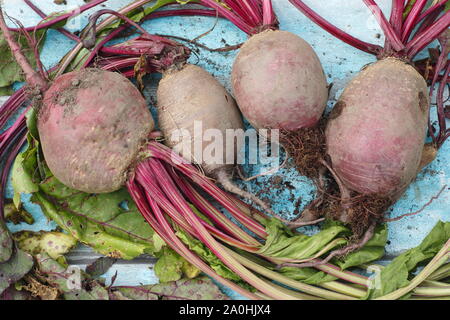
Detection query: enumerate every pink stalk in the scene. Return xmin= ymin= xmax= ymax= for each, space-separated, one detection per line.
xmin=198 ymin=0 xmax=254 ymax=34
xmin=126 ymin=181 xmax=261 ymax=300
xmin=81 ymin=7 xmax=205 ymax=69
xmin=237 ymin=0 xmax=261 ymax=27
xmin=167 ymin=168 xmax=261 ymax=248
xmin=145 ymin=160 xmax=260 ymax=251
xmin=414 ymin=8 xmax=442 ymax=37
xmin=362 ymin=0 xmax=404 ymax=52
xmin=401 ymin=0 xmax=428 ymax=42
xmin=97 ymin=57 xmax=141 ymax=72
xmin=0 ymin=7 xmax=47 ymax=90
xmin=390 ymin=0 xmax=404 ymax=36
xmin=135 ymin=161 xmax=258 ymax=251
xmin=223 ymin=0 xmax=249 ymax=20
xmin=8 ymin=0 xmax=107 ymax=32
xmin=0 ymin=113 xmax=27 ymax=156
xmin=145 ymin=160 xmax=299 ymax=299
xmin=436 ymin=62 xmax=450 ymax=148
xmin=143 ymin=8 xmax=219 ymax=20
xmin=0 ymin=129 xmax=27 ymax=218
xmin=288 ymin=0 xmax=382 ymax=55
xmin=0 ymin=89 xmax=25 ymax=128
xmin=417 ymin=0 xmax=447 ymax=22
xmin=407 ymin=10 xmax=450 ymax=58
xmin=135 ymin=163 xmax=201 ymax=236
xmin=147 ymin=142 xmax=268 ymax=239
xmin=262 ymin=0 xmax=276 ymax=26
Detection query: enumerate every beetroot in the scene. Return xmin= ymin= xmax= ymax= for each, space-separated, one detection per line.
xmin=282 ymin=0 xmax=450 ymax=265
xmin=158 ymin=64 xmax=244 ymax=175
xmin=232 ymin=30 xmax=328 ymax=131
xmin=326 ymin=58 xmax=429 ymax=196
xmin=38 ymin=69 xmax=154 ymax=193
xmin=157 ymin=63 xmax=278 ymax=215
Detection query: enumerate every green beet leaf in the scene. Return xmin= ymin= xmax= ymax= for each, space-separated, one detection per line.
xmin=154 ymin=247 xmax=201 ymax=282
xmin=0 ymin=219 xmax=13 ymax=263
xmin=34 ymin=253 xmax=110 ymax=300
xmin=0 ymin=248 xmax=34 ymax=295
xmin=111 ymin=276 xmax=229 ymax=300
xmin=0 ymin=29 xmax=46 ymax=88
xmin=368 ymin=221 xmax=450 ymax=299
xmin=13 ymin=230 xmax=77 ymax=262
xmin=258 ymin=218 xmax=348 ymax=260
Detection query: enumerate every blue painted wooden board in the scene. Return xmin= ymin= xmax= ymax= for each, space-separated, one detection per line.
xmin=2 ymin=0 xmax=449 ymax=300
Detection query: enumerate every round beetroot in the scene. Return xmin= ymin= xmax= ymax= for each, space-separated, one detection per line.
xmin=326 ymin=58 xmax=429 ymax=196
xmin=231 ymin=30 xmax=328 ymax=130
xmin=38 ymin=68 xmax=154 ymax=193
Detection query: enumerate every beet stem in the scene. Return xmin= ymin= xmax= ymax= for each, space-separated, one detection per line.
xmin=0 ymin=6 xmax=47 ymax=89
xmin=147 ymin=142 xmax=268 ymax=238
xmin=166 ymin=167 xmax=261 ymax=247
xmin=215 ymin=168 xmax=280 ymax=220
xmin=389 ymin=0 xmax=404 ymax=36
xmin=417 ymin=0 xmax=447 ymax=22
xmin=401 ymin=0 xmax=428 ymax=42
xmin=126 ymin=180 xmax=261 ymax=300
xmin=262 ymin=0 xmax=276 ymax=26
xmin=144 ymin=159 xmax=258 ymax=251
xmin=407 ymin=10 xmax=450 ymax=58
xmin=362 ymin=0 xmax=405 ymax=52
xmin=288 ymin=0 xmax=382 ymax=55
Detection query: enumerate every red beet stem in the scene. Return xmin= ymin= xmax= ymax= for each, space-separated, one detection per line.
xmin=401 ymin=0 xmax=428 ymax=42
xmin=417 ymin=0 xmax=447 ymax=22
xmin=197 ymin=0 xmax=277 ymax=34
xmin=288 ymin=0 xmax=382 ymax=55
xmin=414 ymin=8 xmax=442 ymax=38
xmin=406 ymin=10 xmax=450 ymax=58
xmin=389 ymin=0 xmax=404 ymax=36
xmin=147 ymin=142 xmax=268 ymax=239
xmin=436 ymin=62 xmax=450 ymax=148
xmin=0 ymin=128 xmax=27 ymax=219
xmin=262 ymin=0 xmax=276 ymax=26
xmin=126 ymin=180 xmax=260 ymax=300
xmin=362 ymin=0 xmax=404 ymax=52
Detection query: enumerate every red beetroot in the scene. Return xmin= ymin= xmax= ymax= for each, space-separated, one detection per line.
xmin=38 ymin=69 xmax=154 ymax=193
xmin=232 ymin=30 xmax=328 ymax=131
xmin=326 ymin=58 xmax=429 ymax=197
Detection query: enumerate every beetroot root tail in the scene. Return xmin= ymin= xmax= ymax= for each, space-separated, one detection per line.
xmin=215 ymin=168 xmax=279 ymax=219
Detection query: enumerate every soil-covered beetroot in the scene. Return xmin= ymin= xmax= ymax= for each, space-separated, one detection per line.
xmin=157 ymin=64 xmax=244 ymax=175
xmin=326 ymin=58 xmax=429 ymax=197
xmin=157 ymin=64 xmax=279 ymax=215
xmin=38 ymin=68 xmax=154 ymax=193
xmin=231 ymin=30 xmax=328 ymax=130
